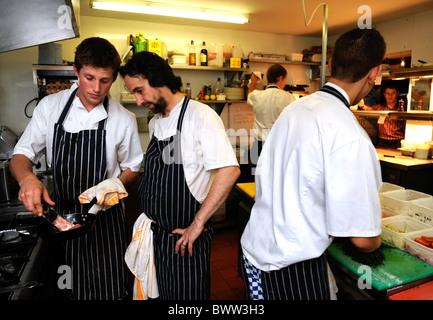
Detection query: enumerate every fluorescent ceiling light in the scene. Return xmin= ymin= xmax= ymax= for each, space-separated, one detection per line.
xmin=90 ymin=1 xmax=249 ymax=24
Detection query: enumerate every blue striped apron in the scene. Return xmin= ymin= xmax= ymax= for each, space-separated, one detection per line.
xmin=139 ymin=97 xmax=213 ymax=300
xmin=52 ymin=87 xmax=129 ymax=300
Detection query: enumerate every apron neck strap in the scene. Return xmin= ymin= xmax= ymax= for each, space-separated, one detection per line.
xmin=176 ymin=97 xmax=190 ymax=132
xmin=320 ymin=85 xmax=350 ymax=109
xmin=97 ymin=96 xmax=109 ymax=130
xmin=265 ymin=85 xmax=280 ymax=90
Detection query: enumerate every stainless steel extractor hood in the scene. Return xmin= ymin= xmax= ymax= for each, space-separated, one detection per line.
xmin=0 ymin=0 xmax=79 ymax=53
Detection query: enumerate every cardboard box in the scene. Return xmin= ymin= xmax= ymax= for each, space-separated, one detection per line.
xmin=230 ymin=57 xmax=241 ymax=68
xmin=147 ymin=39 xmax=162 ymax=57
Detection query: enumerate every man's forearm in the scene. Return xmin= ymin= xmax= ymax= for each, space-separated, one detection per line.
xmin=118 ymin=167 xmax=140 ymax=189
xmin=10 ymin=154 xmax=35 ymax=184
xmin=194 ymin=165 xmax=240 ymax=227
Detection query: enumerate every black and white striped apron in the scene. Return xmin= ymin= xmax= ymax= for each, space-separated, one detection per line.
xmin=139 ymin=97 xmax=213 ymax=300
xmin=52 ymin=87 xmax=129 ymax=300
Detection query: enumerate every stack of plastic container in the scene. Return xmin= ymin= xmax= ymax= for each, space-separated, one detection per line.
xmin=379 ymin=185 xmax=433 ymax=264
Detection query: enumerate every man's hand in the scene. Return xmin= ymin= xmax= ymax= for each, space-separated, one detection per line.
xmin=17 ymin=173 xmax=54 ymax=216
xmin=172 ymin=219 xmax=206 ymax=257
xmin=10 ymin=154 xmax=55 ymax=216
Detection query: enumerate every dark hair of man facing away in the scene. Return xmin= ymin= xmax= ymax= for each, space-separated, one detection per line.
xmin=120 ymin=51 xmax=182 ymax=93
xmin=331 ymin=28 xmax=386 ymax=83
xmin=266 ymin=64 xmax=287 ymax=84
xmin=74 ymin=37 xmax=121 ymax=81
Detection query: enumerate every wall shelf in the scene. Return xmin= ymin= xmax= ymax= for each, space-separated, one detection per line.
xmin=170 ymin=65 xmax=248 ymax=72
xmin=248 ymin=58 xmax=320 ymax=66
xmin=384 ymin=66 xmax=433 ymax=79
xmin=353 ymin=110 xmax=433 ymax=121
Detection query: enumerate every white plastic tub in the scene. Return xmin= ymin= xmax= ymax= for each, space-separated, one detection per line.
xmin=381 ymin=206 xmax=400 ymax=218
xmin=405 ymin=229 xmax=433 ymax=266
xmin=381 ymin=189 xmax=431 ymax=216
xmin=378 ymin=182 xmax=404 ymax=206
xmin=381 ymin=215 xmax=432 ymax=249
xmin=411 ymin=197 xmax=433 ymax=226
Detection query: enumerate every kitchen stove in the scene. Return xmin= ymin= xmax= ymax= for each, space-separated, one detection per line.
xmin=0 ymin=202 xmax=48 ymax=300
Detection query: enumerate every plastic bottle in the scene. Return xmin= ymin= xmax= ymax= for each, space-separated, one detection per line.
xmin=185 ymin=82 xmax=192 ymax=99
xmin=215 ymin=43 xmax=223 ymax=67
xmin=189 ymin=40 xmax=196 ymax=66
xmin=208 ymin=43 xmax=216 ymax=66
xmin=214 ymin=78 xmax=221 ymax=95
xmin=223 ymin=44 xmax=232 ymax=67
xmin=161 ymin=42 xmax=168 ymax=61
xmin=133 ymin=34 xmax=139 ymax=52
xmin=200 ymin=41 xmax=208 ymax=66
xmin=135 ymin=33 xmax=146 ymax=52
xmin=232 ymin=45 xmax=243 ymax=59
xmin=129 ymin=34 xmax=135 ymax=53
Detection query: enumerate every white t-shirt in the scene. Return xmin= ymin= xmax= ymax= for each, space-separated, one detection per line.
xmin=149 ymin=97 xmax=239 ymax=203
xmin=241 ymin=82 xmax=382 ymax=272
xmin=247 ymin=86 xmax=295 ymax=142
xmin=14 ymin=84 xmax=143 ymax=178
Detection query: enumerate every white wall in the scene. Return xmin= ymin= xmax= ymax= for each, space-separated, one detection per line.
xmin=327 ymin=9 xmax=433 ymax=66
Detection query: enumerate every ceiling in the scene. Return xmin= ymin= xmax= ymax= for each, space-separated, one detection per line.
xmin=80 ymin=0 xmax=433 ymax=37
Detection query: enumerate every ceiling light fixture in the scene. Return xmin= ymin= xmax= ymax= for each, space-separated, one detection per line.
xmin=90 ymin=1 xmax=249 ymax=24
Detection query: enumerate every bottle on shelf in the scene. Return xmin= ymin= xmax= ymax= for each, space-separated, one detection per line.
xmin=185 ymin=82 xmax=192 ymax=99
xmin=215 ymin=43 xmax=223 ymax=67
xmin=208 ymin=43 xmax=216 ymax=66
xmin=214 ymin=78 xmax=221 ymax=95
xmin=135 ymin=33 xmax=146 ymax=52
xmin=189 ymin=40 xmax=196 ymax=66
xmin=223 ymin=43 xmax=232 ymax=67
xmin=161 ymin=42 xmax=168 ymax=62
xmin=200 ymin=41 xmax=208 ymax=66
xmin=129 ymin=34 xmax=135 ymax=53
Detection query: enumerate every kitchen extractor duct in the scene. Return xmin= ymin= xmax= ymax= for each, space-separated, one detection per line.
xmin=0 ymin=0 xmax=80 ymax=53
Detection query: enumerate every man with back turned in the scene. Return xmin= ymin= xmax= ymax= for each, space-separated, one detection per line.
xmin=241 ymin=28 xmax=386 ymax=300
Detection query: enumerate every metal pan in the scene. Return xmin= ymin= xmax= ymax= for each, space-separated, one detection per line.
xmin=36 ymin=200 xmax=97 ymax=241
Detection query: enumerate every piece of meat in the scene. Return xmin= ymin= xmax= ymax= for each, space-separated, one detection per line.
xmin=53 ymin=215 xmax=82 ymax=231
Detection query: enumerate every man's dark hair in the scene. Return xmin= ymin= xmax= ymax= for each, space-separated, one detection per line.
xmin=266 ymin=64 xmax=287 ymax=84
xmin=382 ymin=81 xmax=399 ymax=92
xmin=119 ymin=51 xmax=182 ymax=93
xmin=331 ymin=28 xmax=386 ymax=83
xmin=74 ymin=37 xmax=121 ymax=81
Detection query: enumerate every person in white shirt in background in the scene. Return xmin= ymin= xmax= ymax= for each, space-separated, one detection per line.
xmin=247 ymin=64 xmax=296 ymax=168
xmin=241 ymin=28 xmax=386 ymax=300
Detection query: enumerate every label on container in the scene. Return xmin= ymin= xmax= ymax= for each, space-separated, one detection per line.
xmin=147 ymin=40 xmax=162 ymax=57
xmin=230 ymin=57 xmax=241 ymax=68
xmin=189 ymin=53 xmax=196 ymax=65
xmin=201 ymin=53 xmax=207 ymax=63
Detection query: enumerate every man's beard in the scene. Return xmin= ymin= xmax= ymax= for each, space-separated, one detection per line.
xmin=144 ymin=97 xmax=167 ymax=114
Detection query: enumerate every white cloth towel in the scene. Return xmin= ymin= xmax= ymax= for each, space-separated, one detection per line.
xmin=125 ymin=213 xmax=159 ymax=300
xmin=79 ymin=177 xmax=128 ymax=213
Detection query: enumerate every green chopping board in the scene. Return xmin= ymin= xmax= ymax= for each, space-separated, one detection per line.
xmin=326 ymin=242 xmax=433 ymax=291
